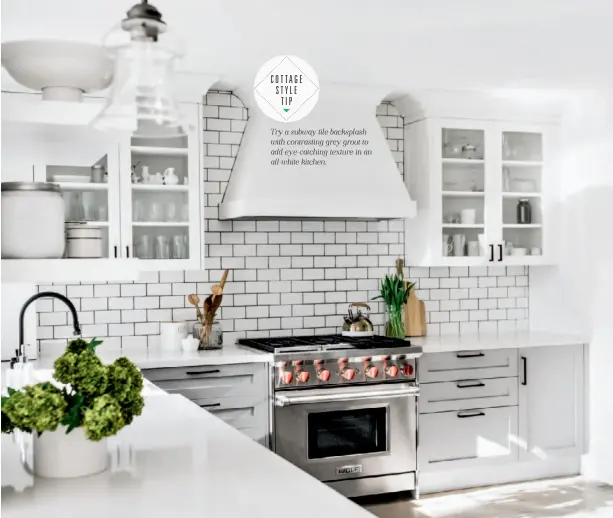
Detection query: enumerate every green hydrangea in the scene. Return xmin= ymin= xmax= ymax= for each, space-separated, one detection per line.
xmin=120 ymin=393 xmax=145 ymax=426
xmin=54 ymin=350 xmax=108 ymax=397
xmin=1 ymin=411 xmax=14 ymax=434
xmin=65 ymin=338 xmax=90 ymax=355
xmin=83 ymin=394 xmax=125 ymax=441
xmin=3 ymin=383 xmax=66 ymax=433
xmin=107 ymin=357 xmax=143 ymax=403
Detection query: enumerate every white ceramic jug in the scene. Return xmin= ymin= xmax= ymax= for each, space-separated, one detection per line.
xmin=163 ymin=167 xmax=179 ymax=185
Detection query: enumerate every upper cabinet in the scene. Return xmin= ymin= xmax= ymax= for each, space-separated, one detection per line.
xmin=399 ymin=92 xmax=560 ymax=267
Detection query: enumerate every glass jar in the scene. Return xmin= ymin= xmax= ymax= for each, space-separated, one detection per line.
xmin=193 ymin=321 xmax=223 ymax=350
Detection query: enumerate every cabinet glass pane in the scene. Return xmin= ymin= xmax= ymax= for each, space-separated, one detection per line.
xmin=46 ymin=159 xmax=110 ymax=258
xmin=130 ymin=136 xmax=191 ymax=261
xmin=442 ymin=128 xmax=484 ymax=160
xmin=502 ymin=132 xmax=542 ymax=162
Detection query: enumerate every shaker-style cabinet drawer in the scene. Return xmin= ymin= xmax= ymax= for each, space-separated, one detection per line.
xmin=239 ymin=426 xmax=269 ymax=447
xmin=420 ymin=406 xmax=519 ymax=471
xmin=419 ymin=349 xmax=518 ymax=383
xmin=143 ymin=363 xmax=267 ymax=400
xmin=420 ymin=377 xmax=518 ymax=413
xmin=192 ymin=396 xmax=267 ymax=431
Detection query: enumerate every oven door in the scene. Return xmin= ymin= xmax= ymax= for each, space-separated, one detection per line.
xmin=274 ymin=383 xmax=418 ymax=483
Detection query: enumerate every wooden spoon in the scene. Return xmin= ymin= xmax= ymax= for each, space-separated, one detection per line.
xmin=187 ymin=294 xmax=203 ymax=321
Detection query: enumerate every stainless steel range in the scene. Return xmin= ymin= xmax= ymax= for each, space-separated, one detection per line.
xmin=238 ymin=335 xmax=423 ymax=499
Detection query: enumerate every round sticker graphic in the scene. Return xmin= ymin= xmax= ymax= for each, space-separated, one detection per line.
xmin=253 ymin=55 xmax=320 ymax=122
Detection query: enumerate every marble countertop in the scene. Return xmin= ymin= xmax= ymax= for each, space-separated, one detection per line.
xmin=1 ymin=393 xmax=374 ymax=518
xmin=31 ymin=343 xmax=272 ymax=370
xmin=411 ymin=331 xmax=588 ymax=353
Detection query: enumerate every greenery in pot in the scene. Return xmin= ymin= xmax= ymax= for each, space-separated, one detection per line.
xmin=372 ymin=272 xmax=415 ymax=338
xmin=1 ymin=338 xmax=144 ymax=441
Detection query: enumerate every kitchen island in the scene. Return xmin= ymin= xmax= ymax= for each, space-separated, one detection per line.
xmin=1 ymin=392 xmax=375 ymax=518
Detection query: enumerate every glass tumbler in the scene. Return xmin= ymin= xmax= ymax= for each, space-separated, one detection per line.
xmin=155 ymin=235 xmax=171 ymax=259
xmin=165 ymin=201 xmax=178 ymax=222
xmin=136 ymin=234 xmax=154 ymax=259
xmin=172 ymin=234 xmax=186 ymax=259
xmin=148 ymin=201 xmax=163 ymax=222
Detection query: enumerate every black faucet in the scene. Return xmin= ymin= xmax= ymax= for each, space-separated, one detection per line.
xmin=18 ymin=291 xmax=81 ymax=358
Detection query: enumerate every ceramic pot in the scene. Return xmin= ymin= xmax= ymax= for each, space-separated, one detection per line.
xmin=33 ymin=426 xmax=108 ymax=478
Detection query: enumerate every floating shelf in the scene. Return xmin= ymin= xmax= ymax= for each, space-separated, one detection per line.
xmin=66 ymin=221 xmax=109 ymax=227
xmin=502 ymin=160 xmax=543 ymax=167
xmin=54 ymin=182 xmax=108 ymax=191
xmin=442 ymin=158 xmax=485 ymax=165
xmin=442 ymin=191 xmax=485 ymax=198
xmin=1 ymin=259 xmax=138 ymax=283
xmin=442 ymin=223 xmax=485 ymax=229
xmin=132 ymin=184 xmax=189 ymax=192
xmin=502 ymin=192 xmax=542 ymax=198
xmin=131 ymin=146 xmax=188 ymax=157
xmin=132 ymin=222 xmax=189 ymax=227
xmin=503 ymin=223 xmax=542 ymax=229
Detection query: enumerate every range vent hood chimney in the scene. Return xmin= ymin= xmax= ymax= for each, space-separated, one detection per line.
xmin=219 ymin=84 xmax=416 ymax=220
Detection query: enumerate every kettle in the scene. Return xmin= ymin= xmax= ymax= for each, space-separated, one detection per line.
xmin=342 ymin=302 xmax=374 ymax=336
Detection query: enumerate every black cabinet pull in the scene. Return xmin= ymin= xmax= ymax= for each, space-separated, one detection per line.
xmin=114 ymin=246 xmax=118 ymax=258
xmin=457 ymin=411 xmax=485 ymax=419
xmin=456 ymin=352 xmax=485 ymax=358
xmin=489 ymin=244 xmax=494 ymax=262
xmin=521 ymin=356 xmax=527 ymax=386
xmin=498 ymin=244 xmax=504 ymax=262
xmin=126 ymin=246 xmax=130 ymax=258
xmin=457 ymin=381 xmax=485 ymax=389
xmin=185 ymin=369 xmax=220 ymax=376
xmin=199 ymin=403 xmax=221 ymax=408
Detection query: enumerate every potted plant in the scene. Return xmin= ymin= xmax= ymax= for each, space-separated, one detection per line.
xmin=373 ymin=270 xmax=415 ymax=339
xmin=1 ymin=337 xmax=144 ymax=478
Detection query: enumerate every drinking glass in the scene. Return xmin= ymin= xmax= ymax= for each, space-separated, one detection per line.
xmin=148 ymin=201 xmax=163 ymax=222
xmin=165 ymin=201 xmax=178 ymax=222
xmin=155 ymin=235 xmax=171 ymax=259
xmin=172 ymin=235 xmax=186 ymax=259
xmin=133 ymin=199 xmax=145 ymax=222
xmin=136 ymin=234 xmax=154 ymax=259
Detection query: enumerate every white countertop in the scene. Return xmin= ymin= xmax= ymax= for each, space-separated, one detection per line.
xmin=1 ymin=393 xmax=374 ymax=518
xmin=31 ymin=342 xmax=272 ymax=370
xmin=411 ymin=331 xmax=588 ymax=353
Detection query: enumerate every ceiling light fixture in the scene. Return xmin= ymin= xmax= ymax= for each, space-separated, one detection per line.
xmin=92 ymin=0 xmax=187 ymax=138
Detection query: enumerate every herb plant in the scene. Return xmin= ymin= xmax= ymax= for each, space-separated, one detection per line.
xmin=1 ymin=338 xmax=144 ymax=441
xmin=372 ymin=273 xmax=415 ymax=338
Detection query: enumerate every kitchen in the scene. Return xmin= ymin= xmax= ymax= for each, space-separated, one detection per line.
xmin=2 ymin=1 xmax=613 ymax=517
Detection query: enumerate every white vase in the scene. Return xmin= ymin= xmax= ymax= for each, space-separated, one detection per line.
xmin=33 ymin=426 xmax=108 ymax=478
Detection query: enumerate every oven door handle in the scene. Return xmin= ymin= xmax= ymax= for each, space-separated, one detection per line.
xmin=274 ymin=386 xmax=419 ymax=407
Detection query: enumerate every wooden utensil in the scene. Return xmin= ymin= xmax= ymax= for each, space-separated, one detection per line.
xmin=187 ymin=294 xmax=203 ymax=321
xmin=404 ymin=284 xmax=426 ymax=337
xmin=201 ymin=270 xmax=230 ymax=342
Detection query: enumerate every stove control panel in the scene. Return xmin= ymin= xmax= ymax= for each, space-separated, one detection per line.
xmin=275 ymin=355 xmax=417 ymax=388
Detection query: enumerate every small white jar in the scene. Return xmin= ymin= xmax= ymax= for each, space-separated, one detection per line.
xmin=1 ymin=182 xmax=65 ymax=258
xmin=65 ymin=223 xmax=102 ymax=258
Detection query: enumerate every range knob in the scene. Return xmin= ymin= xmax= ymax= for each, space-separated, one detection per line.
xmin=296 ymin=370 xmax=310 ymax=383
xmin=341 ymin=368 xmax=356 ymax=381
xmin=402 ymin=363 xmax=414 ymax=377
xmin=386 ymin=365 xmax=399 ymax=378
xmin=293 ymin=360 xmax=304 ymax=367
xmin=365 ymin=366 xmax=379 ymax=379
xmin=281 ymin=371 xmax=294 ymax=384
xmin=317 ymin=369 xmax=331 ymax=382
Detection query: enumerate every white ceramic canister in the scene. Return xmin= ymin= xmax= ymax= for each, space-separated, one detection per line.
xmin=1 ymin=182 xmax=65 ymax=258
xmin=65 ymin=223 xmax=103 ymax=258
xmin=160 ymin=321 xmax=188 ymax=351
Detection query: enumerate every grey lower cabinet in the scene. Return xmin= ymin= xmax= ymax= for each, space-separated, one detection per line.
xmin=142 ymin=362 xmax=269 ymax=447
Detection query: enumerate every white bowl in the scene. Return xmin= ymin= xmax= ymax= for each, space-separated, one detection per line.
xmin=52 ymin=175 xmax=91 ymax=184
xmin=1 ymin=40 xmax=113 ymax=101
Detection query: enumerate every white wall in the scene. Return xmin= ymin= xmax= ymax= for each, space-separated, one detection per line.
xmin=530 ymin=92 xmax=613 ymax=483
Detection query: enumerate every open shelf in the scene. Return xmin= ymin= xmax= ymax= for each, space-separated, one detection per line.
xmin=132 ymin=222 xmax=189 ymax=227
xmin=131 ymin=146 xmax=188 ymax=157
xmin=503 ymin=223 xmax=542 ymax=229
xmin=502 ymin=160 xmax=543 ymax=167
xmin=442 ymin=158 xmax=485 ymax=165
xmin=66 ymin=221 xmax=109 ymax=227
xmin=442 ymin=224 xmax=485 ymax=229
xmin=131 ymin=184 xmax=189 ymax=192
xmin=1 ymin=259 xmax=138 ymax=283
xmin=442 ymin=191 xmax=485 ymax=198
xmin=502 ymin=192 xmax=542 ymax=198
xmin=54 ymin=182 xmax=108 ymax=191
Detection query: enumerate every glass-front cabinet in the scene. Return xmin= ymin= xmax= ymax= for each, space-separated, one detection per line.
xmin=405 ymin=116 xmax=556 ymax=266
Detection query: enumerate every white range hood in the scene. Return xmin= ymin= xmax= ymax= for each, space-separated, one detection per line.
xmin=219 ymin=84 xmax=416 ymax=220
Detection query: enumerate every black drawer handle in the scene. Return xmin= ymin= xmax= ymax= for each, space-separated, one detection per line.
xmin=456 ymin=352 xmax=485 ymax=358
xmin=185 ymin=369 xmax=221 ymax=375
xmin=199 ymin=403 xmax=221 ymax=408
xmin=456 ymin=381 xmax=485 ymax=389
xmin=457 ymin=411 xmax=485 ymax=419
xmin=521 ymin=356 xmax=527 ymax=386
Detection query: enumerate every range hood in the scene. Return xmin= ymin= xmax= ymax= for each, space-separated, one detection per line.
xmin=219 ymin=84 xmax=416 ymax=220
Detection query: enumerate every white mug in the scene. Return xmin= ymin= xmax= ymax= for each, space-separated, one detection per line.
xmin=453 ymin=234 xmax=466 ymax=257
xmin=511 ymin=247 xmax=527 ymax=256
xmin=467 ymin=241 xmax=480 ymax=256
xmin=160 ymin=321 xmax=188 ymax=351
xmin=181 ymin=337 xmax=200 ymax=352
xmin=460 ymin=208 xmax=476 ymax=225
xmin=442 ymin=234 xmax=453 ymax=257
xmin=531 ymin=247 xmax=541 ymax=256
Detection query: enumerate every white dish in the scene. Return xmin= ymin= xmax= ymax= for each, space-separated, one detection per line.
xmin=342 ymin=330 xmax=375 ymax=338
xmin=511 ymin=247 xmax=528 ymax=256
xmin=1 ymin=40 xmax=113 ymax=102
xmin=52 ymin=175 xmax=91 ymax=184
xmin=511 ymin=179 xmax=536 ymax=193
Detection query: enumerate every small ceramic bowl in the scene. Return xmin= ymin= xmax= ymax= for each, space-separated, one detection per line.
xmin=181 ymin=337 xmax=200 ymax=352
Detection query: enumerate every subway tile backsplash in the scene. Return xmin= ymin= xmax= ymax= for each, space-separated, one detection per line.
xmin=36 ymin=95 xmax=529 ymax=353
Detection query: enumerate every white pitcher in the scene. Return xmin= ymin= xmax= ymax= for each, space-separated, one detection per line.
xmin=163 ymin=167 xmax=179 ymax=185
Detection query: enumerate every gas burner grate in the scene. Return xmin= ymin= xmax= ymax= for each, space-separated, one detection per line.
xmin=238 ymin=334 xmax=409 ymax=353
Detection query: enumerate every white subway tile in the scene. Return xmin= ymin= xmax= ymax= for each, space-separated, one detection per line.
xmin=430 ymin=289 xmax=450 ymax=300
xmin=147 ymin=283 xmax=172 ymax=296
xmin=430 ymin=311 xmax=450 ymax=323
xmin=95 ymin=310 xmax=121 ymax=324
xmin=135 ymin=322 xmax=159 ymax=335
xmin=460 ymin=299 xmax=479 ymax=310
xmin=81 ymin=297 xmax=108 ymax=311
xmin=109 ymin=323 xmax=134 ymax=337
xmin=479 ymin=299 xmax=498 ymax=310
xmin=470 ymin=310 xmax=488 ymax=321
xmin=469 ymin=266 xmax=488 ymax=277
xmin=122 ymin=310 xmax=147 ymax=323
xmin=67 ymin=285 xmax=94 ymax=298
xmin=159 ymin=271 xmax=184 ymax=283
xmin=440 ymin=300 xmax=460 ymax=311
xmin=487 ymin=265 xmax=507 ymax=277
xmin=488 ymin=287 xmax=508 ymax=298
xmin=280 ymin=221 xmax=302 ymax=232
xmin=450 ymin=266 xmax=469 ymax=277
xmin=259 ymin=318 xmax=281 ymax=330
xmin=40 ymin=312 xmax=67 ymax=326
xmin=160 ymin=296 xmax=184 ymax=309
xmin=469 ymin=287 xmax=488 ymax=299
xmin=147 ymin=309 xmax=173 ymax=322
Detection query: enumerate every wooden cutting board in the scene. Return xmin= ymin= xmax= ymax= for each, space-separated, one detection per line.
xmin=404 ymin=286 xmax=426 ymax=337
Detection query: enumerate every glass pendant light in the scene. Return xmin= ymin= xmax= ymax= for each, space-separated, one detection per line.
xmin=93 ymin=0 xmax=187 ymax=138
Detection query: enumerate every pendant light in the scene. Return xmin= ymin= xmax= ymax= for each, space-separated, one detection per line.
xmin=93 ymin=0 xmax=187 ymax=138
